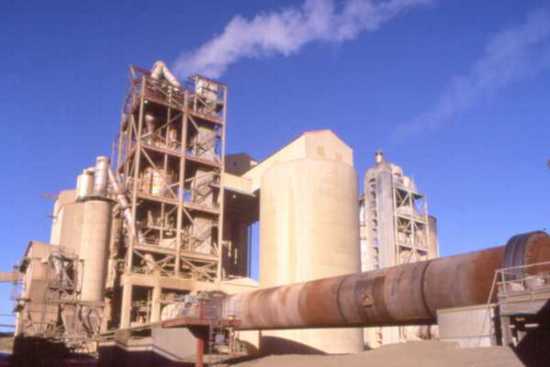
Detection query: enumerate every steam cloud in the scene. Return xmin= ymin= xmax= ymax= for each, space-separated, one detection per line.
xmin=396 ymin=8 xmax=550 ymax=138
xmin=174 ymin=0 xmax=432 ymax=78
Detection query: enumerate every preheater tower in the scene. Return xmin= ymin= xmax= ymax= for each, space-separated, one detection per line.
xmin=360 ymin=151 xmax=439 ymax=347
xmin=112 ymin=64 xmax=227 ymax=328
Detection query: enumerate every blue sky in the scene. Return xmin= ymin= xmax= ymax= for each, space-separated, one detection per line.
xmin=1 ymin=0 xmax=550 ymax=325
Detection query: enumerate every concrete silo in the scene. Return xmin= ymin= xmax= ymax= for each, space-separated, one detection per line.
xmin=80 ymin=200 xmax=112 ymax=302
xmin=79 ymin=156 xmax=112 ymax=303
xmin=252 ymin=130 xmax=363 ymax=354
xmin=49 ymin=157 xmax=112 ymax=303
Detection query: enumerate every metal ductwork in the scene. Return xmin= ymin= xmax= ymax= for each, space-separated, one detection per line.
xmin=151 ymin=60 xmax=181 ymax=88
xmin=93 ymin=156 xmax=110 ymax=196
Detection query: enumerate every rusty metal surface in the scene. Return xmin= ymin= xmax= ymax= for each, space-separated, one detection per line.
xmin=161 ymin=317 xmax=240 ymax=329
xmin=223 ymin=232 xmax=550 ymax=330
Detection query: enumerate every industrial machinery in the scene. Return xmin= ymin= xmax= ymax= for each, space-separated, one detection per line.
xmin=162 ymin=231 xmax=550 ymax=331
xmin=13 ymin=155 xmax=115 ymax=350
xmin=7 ymin=61 xmax=550 ymax=367
xmin=360 ymin=150 xmax=439 ymax=346
xmin=158 ymin=231 xmax=550 ymax=366
xmin=12 ymin=61 xmax=230 ymax=348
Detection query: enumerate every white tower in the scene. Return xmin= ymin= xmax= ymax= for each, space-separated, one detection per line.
xmin=360 ymin=151 xmax=439 ymax=347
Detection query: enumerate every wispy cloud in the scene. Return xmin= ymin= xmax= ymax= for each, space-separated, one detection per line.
xmin=395 ymin=8 xmax=550 ymax=139
xmin=174 ymin=0 xmax=432 ymax=78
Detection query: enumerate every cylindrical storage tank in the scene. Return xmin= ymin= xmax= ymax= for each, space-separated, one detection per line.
xmin=80 ymin=199 xmax=112 ymax=303
xmin=259 ymin=158 xmax=363 ymax=354
xmin=93 ymin=156 xmax=110 ymax=196
xmin=76 ymin=170 xmax=94 ymax=201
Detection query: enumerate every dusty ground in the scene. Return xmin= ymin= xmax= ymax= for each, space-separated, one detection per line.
xmin=0 ymin=335 xmax=13 ymax=353
xmin=234 ymin=341 xmax=523 ymax=367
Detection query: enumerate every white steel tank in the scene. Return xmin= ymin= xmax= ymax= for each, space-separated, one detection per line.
xmin=259 ymin=157 xmax=363 ymax=354
xmin=76 ymin=169 xmax=94 ymax=201
xmin=92 ymin=156 xmax=110 ymax=196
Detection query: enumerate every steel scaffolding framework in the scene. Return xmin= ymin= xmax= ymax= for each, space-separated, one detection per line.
xmin=391 ymin=179 xmax=430 ymax=264
xmin=361 ymin=172 xmax=431 ymax=271
xmin=111 ymin=65 xmax=227 ymax=328
xmin=360 ymin=157 xmax=436 ymax=348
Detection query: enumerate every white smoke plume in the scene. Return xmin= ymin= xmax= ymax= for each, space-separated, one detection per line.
xmin=395 ymin=8 xmax=550 ymax=138
xmin=174 ymin=0 xmax=432 ymax=78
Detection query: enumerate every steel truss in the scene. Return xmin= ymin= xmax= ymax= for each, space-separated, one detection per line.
xmin=111 ymin=66 xmax=227 ymax=328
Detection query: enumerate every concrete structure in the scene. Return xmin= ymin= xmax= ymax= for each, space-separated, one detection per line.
xmin=49 ymin=190 xmax=84 ymax=252
xmin=438 ymin=305 xmax=496 ymax=348
xmin=11 ymin=63 xmax=364 ymax=358
xmin=225 ymin=153 xmax=257 ymax=176
xmin=7 ymin=61 xmax=550 ymax=367
xmin=257 ymin=131 xmax=363 ymax=354
xmin=79 ymin=199 xmax=112 ymax=303
xmin=359 ymin=151 xmax=438 ymax=348
xmin=13 ymin=241 xmax=81 ymax=340
xmin=221 ymin=131 xmax=364 ymax=353
xmin=12 ymin=63 xmax=259 ymax=346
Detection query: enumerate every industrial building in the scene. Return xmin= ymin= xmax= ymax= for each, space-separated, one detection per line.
xmin=9 ymin=62 xmax=365 ymax=361
xmin=359 ymin=151 xmax=439 ymax=347
xmin=4 ymin=61 xmax=550 ymax=367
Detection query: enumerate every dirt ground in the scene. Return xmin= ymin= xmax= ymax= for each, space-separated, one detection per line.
xmin=0 ymin=335 xmax=13 ymax=353
xmin=234 ymin=341 xmax=523 ymax=367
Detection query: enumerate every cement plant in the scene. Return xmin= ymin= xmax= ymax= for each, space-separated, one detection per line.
xmin=0 ymin=62 xmax=548 ymax=367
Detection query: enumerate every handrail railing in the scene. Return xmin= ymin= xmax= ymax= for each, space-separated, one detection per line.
xmin=125 ymin=67 xmax=226 ymax=121
xmin=495 ymin=260 xmax=550 ymax=298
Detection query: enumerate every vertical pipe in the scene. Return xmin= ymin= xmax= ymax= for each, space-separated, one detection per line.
xmin=116 ymin=114 xmax=124 ymax=171
xmin=120 ymin=283 xmax=133 ymax=328
xmin=151 ymin=286 xmax=162 ymax=323
xmin=93 ymin=156 xmax=110 ymax=197
xmin=128 ymin=77 xmax=146 ymax=273
xmin=161 ymin=93 xmax=171 ymax=250
xmin=176 ymin=89 xmax=188 ymax=277
xmin=195 ymin=300 xmax=206 ymax=367
xmin=123 ymin=115 xmax=132 ymax=179
xmin=217 ymin=84 xmax=228 ymax=281
xmin=196 ymin=335 xmax=205 ymax=367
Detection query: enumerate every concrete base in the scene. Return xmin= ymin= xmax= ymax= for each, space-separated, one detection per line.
xmin=437 ymin=305 xmax=496 ymax=348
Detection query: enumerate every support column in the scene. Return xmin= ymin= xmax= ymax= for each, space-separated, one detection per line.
xmin=500 ymin=315 xmax=513 ymax=346
xmin=120 ymin=284 xmax=133 ymax=328
xmin=151 ymin=286 xmax=162 ymax=323
xmin=195 ymin=300 xmax=206 ymax=367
